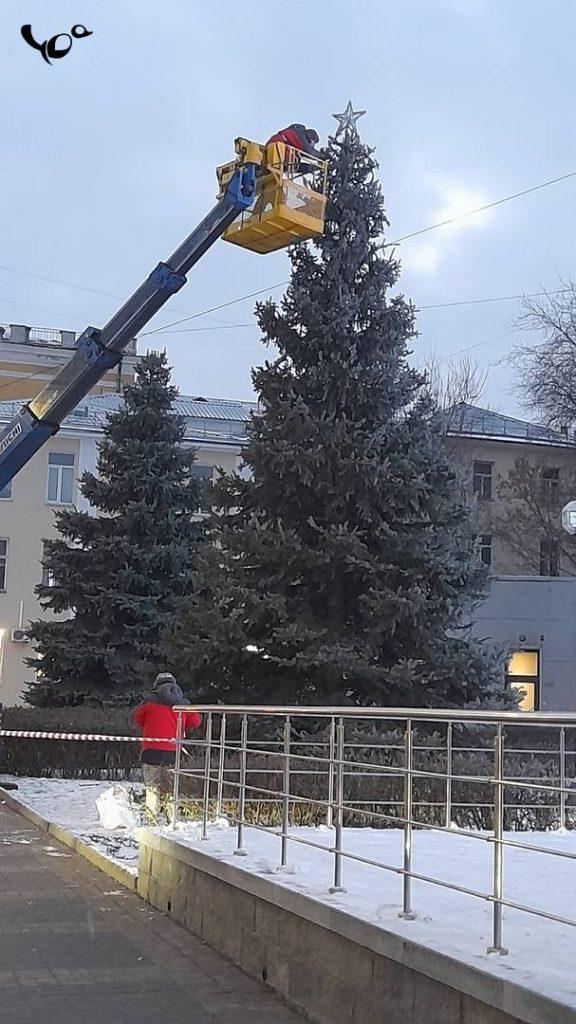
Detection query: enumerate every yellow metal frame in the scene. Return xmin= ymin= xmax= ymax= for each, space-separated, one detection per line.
xmin=216 ymin=138 xmax=328 ymax=255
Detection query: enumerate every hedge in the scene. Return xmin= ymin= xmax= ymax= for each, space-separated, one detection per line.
xmin=0 ymin=706 xmax=141 ymax=779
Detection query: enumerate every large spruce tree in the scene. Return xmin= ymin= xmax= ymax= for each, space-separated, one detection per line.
xmin=171 ymin=116 xmax=507 ymax=708
xmin=26 ymin=351 xmax=201 ymax=706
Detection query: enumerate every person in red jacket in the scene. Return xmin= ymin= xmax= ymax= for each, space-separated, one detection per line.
xmin=133 ymin=673 xmax=201 ymax=823
xmin=265 ymin=124 xmax=322 ymax=174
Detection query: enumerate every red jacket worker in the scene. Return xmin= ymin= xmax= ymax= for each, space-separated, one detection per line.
xmin=133 ymin=672 xmax=201 ymax=822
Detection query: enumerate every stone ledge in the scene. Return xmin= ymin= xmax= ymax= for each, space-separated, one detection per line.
xmin=1 ymin=786 xmax=137 ymax=892
xmin=137 ymin=828 xmax=573 ymax=1024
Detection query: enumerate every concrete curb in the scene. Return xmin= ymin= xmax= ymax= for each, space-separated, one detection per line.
xmin=0 ymin=786 xmax=137 ymax=892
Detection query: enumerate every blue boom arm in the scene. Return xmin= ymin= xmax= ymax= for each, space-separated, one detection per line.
xmin=0 ymin=166 xmax=256 ymax=490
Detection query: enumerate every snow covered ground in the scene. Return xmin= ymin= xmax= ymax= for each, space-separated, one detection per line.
xmin=2 ymin=776 xmax=576 ymax=1008
xmin=164 ymin=821 xmax=576 ymax=1010
xmin=0 ymin=776 xmax=141 ymax=875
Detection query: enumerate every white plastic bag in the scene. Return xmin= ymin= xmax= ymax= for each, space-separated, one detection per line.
xmin=96 ymin=785 xmax=137 ymax=830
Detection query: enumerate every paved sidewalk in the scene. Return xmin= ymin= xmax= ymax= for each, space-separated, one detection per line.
xmin=0 ymin=802 xmax=305 ymax=1024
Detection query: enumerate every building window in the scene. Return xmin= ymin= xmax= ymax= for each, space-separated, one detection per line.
xmin=41 ymin=543 xmax=55 ymax=588
xmin=473 ymin=461 xmax=492 ymax=500
xmin=0 ymin=481 xmax=11 ymax=500
xmin=47 ymin=452 xmax=75 ymax=504
xmin=478 ymin=534 xmax=492 ymax=566
xmin=0 ymin=539 xmax=7 ymax=591
xmin=539 ymin=537 xmax=560 ymax=577
xmin=541 ymin=467 xmax=560 ymax=504
xmin=506 ymin=650 xmax=540 ymax=711
xmin=191 ymin=464 xmax=215 ymax=512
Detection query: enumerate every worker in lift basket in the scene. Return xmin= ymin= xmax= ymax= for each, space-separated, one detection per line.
xmin=266 ymin=124 xmax=323 ymax=175
xmin=133 ymin=673 xmax=201 ymax=824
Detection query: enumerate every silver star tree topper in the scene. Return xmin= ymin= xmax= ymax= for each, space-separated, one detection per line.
xmin=332 ymin=100 xmax=366 ymax=135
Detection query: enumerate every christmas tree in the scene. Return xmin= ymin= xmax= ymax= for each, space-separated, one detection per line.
xmin=26 ymin=351 xmax=201 ymax=706
xmin=171 ymin=108 xmax=507 ymax=708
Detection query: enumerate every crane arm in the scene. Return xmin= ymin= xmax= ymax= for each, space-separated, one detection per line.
xmin=0 ymin=164 xmax=256 ymax=491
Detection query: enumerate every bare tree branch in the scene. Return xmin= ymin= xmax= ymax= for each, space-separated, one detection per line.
xmin=511 ymin=281 xmax=576 ymax=431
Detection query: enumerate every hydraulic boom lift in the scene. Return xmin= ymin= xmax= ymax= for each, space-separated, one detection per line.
xmin=0 ymin=138 xmax=327 ymax=491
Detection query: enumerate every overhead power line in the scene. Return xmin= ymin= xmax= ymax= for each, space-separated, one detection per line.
xmin=389 ymin=169 xmax=576 ymax=245
xmin=2 ymin=165 xmax=574 ymax=336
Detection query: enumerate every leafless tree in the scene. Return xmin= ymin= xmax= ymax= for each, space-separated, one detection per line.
xmin=426 ymin=356 xmax=488 ymax=434
xmin=495 ymin=456 xmax=576 ymax=577
xmin=512 ymin=282 xmax=576 ymax=431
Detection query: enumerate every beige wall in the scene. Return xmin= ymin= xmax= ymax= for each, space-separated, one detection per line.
xmin=0 ymin=338 xmax=137 ymax=400
xmin=448 ymin=435 xmax=576 ymax=575
xmin=0 ymin=431 xmax=242 ymax=706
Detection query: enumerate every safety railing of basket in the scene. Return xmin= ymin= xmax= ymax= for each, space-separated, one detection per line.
xmin=171 ymin=705 xmax=576 ymax=957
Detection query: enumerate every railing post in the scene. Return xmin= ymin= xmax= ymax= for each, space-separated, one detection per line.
xmin=560 ymin=726 xmax=566 ymax=832
xmin=201 ymin=712 xmax=213 ymax=841
xmin=171 ymin=711 xmax=183 ymax=831
xmin=399 ymin=718 xmax=416 ymax=919
xmin=329 ymin=716 xmax=346 ymax=893
xmin=487 ymin=723 xmax=508 ymax=954
xmin=445 ymin=722 xmax=453 ymax=829
xmin=280 ymin=715 xmax=291 ymax=869
xmin=326 ymin=715 xmax=336 ymax=829
xmin=215 ymin=712 xmax=227 ymax=819
xmin=234 ymin=714 xmax=248 ymax=856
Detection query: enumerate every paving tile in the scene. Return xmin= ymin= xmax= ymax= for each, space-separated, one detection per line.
xmin=0 ymin=803 xmax=304 ymax=1024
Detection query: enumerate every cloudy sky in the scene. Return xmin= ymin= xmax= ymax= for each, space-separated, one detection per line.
xmin=1 ymin=0 xmax=575 ymax=413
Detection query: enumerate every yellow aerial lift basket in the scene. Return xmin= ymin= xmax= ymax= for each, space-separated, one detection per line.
xmin=216 ymin=139 xmax=328 ymax=254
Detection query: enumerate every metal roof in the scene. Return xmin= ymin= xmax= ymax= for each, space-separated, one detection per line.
xmin=444 ymin=403 xmax=576 ymax=447
xmin=0 ymin=393 xmax=257 ymax=444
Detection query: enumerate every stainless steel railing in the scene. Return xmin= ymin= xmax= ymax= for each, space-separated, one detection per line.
xmin=171 ymin=705 xmax=576 ymax=956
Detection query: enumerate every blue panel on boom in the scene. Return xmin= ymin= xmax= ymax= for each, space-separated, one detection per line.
xmin=149 ymin=262 xmax=187 ymax=294
xmin=0 ymin=407 xmax=57 ymax=491
xmin=226 ymin=166 xmax=256 ymax=210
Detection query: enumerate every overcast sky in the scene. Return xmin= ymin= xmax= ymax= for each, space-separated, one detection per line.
xmin=1 ymin=0 xmax=575 ymax=414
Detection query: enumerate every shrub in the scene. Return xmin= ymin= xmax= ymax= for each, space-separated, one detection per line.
xmin=0 ymin=706 xmax=140 ymax=779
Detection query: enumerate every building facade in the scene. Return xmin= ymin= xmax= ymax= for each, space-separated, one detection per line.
xmin=0 ymin=323 xmax=138 ymax=400
xmin=445 ymin=403 xmax=576 ymax=576
xmin=0 ymin=393 xmax=253 ymax=706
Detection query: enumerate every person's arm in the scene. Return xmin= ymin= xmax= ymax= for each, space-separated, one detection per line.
xmin=184 ymin=710 xmax=202 ymax=733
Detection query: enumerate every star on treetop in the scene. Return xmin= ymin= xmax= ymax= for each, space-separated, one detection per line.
xmin=332 ymin=101 xmax=366 ymax=135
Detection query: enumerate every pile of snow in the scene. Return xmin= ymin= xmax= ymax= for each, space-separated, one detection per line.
xmin=163 ymin=821 xmax=576 ymax=1010
xmin=1 ymin=777 xmax=141 ymax=875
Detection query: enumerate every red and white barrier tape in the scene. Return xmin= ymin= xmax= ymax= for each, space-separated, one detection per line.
xmin=0 ymin=729 xmax=175 ymax=744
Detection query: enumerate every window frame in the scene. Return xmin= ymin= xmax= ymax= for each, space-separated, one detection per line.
xmin=191 ymin=464 xmax=216 ymax=514
xmin=506 ymin=649 xmax=540 ymax=712
xmin=41 ymin=542 xmax=55 ymax=588
xmin=46 ymin=452 xmax=75 ymax=505
xmin=539 ymin=537 xmax=560 ymax=577
xmin=541 ymin=466 xmax=560 ymax=504
xmin=478 ymin=533 xmax=492 ymax=567
xmin=0 ymin=538 xmax=8 ymax=592
xmin=473 ymin=460 xmax=493 ymax=501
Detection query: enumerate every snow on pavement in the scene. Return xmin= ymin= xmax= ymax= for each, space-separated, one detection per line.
xmin=0 ymin=777 xmax=140 ymax=875
xmin=163 ymin=821 xmax=576 ymax=1010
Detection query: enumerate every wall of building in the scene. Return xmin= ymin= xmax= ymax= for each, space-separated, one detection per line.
xmin=471 ymin=576 xmax=576 ymax=711
xmin=0 ymin=326 xmax=137 ymax=400
xmin=448 ymin=435 xmax=576 ymax=575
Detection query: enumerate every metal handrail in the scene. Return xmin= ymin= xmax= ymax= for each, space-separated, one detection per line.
xmin=175 ymin=704 xmax=576 ymax=725
xmin=171 ymin=705 xmax=576 ymax=958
